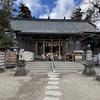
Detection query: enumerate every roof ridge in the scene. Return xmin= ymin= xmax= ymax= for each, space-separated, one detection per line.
xmin=11 ymin=18 xmax=88 ymax=22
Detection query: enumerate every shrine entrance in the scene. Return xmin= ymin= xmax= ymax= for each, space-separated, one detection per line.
xmin=36 ymin=36 xmax=66 ymax=60
xmin=38 ymin=42 xmax=63 ymax=59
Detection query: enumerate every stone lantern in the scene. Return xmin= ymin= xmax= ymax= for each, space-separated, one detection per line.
xmin=14 ymin=49 xmax=27 ymax=75
xmin=82 ymin=50 xmax=96 ymax=75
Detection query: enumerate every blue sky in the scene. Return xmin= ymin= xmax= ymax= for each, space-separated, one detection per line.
xmin=15 ymin=0 xmax=89 ymax=19
xmin=14 ymin=0 xmax=100 ymax=29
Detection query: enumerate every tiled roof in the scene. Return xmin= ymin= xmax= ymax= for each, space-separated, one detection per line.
xmin=11 ymin=18 xmax=96 ymax=34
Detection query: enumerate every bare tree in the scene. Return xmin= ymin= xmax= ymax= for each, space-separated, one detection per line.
xmin=89 ymin=0 xmax=100 ymax=13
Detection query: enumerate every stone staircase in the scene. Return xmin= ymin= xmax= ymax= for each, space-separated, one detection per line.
xmin=25 ymin=61 xmax=51 ymax=72
xmin=55 ymin=62 xmax=84 ymax=72
xmin=25 ymin=61 xmax=84 ymax=72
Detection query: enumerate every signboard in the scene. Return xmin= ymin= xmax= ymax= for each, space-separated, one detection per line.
xmin=75 ymin=56 xmax=82 ymax=59
xmin=23 ymin=51 xmax=34 ymax=61
xmin=75 ymin=55 xmax=82 ymax=62
xmin=6 ymin=51 xmax=17 ymax=66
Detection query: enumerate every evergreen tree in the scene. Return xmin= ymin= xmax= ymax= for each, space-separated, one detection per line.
xmin=84 ymin=8 xmax=95 ymax=21
xmin=18 ymin=3 xmax=31 ymax=18
xmin=0 ymin=0 xmax=17 ymax=18
xmin=0 ymin=1 xmax=16 ymax=48
xmin=71 ymin=7 xmax=83 ymax=20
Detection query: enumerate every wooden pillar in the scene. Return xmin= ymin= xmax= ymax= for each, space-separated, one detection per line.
xmin=43 ymin=37 xmax=45 ymax=54
xmin=80 ymin=41 xmax=83 ymax=49
xmin=66 ymin=41 xmax=68 ymax=53
xmin=65 ymin=41 xmax=68 ymax=61
xmin=74 ymin=41 xmax=76 ymax=50
xmin=35 ymin=41 xmax=38 ymax=56
xmin=24 ymin=36 xmax=25 ymax=50
xmin=59 ymin=37 xmax=61 ymax=59
xmin=51 ymin=37 xmax=53 ymax=54
xmin=18 ymin=35 xmax=21 ymax=49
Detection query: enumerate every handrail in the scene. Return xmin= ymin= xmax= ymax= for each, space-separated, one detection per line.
xmin=50 ymin=56 xmax=56 ymax=73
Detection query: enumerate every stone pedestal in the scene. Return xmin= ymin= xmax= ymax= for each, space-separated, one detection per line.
xmin=94 ymin=74 xmax=100 ymax=81
xmin=0 ymin=67 xmax=5 ymax=73
xmin=14 ymin=60 xmax=27 ymax=75
xmin=82 ymin=60 xmax=96 ymax=75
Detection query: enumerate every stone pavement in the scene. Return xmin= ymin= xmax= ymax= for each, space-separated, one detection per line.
xmin=44 ymin=72 xmax=62 ymax=100
xmin=0 ymin=67 xmax=100 ymax=100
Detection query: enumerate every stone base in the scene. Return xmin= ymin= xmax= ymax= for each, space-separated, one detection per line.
xmin=82 ymin=67 xmax=96 ymax=75
xmin=94 ymin=74 xmax=100 ymax=81
xmin=0 ymin=68 xmax=5 ymax=73
xmin=82 ymin=60 xmax=96 ymax=76
xmin=14 ymin=67 xmax=28 ymax=76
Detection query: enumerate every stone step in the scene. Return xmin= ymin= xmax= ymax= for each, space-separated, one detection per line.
xmin=55 ymin=66 xmax=84 ymax=68
xmin=26 ymin=66 xmax=84 ymax=69
xmin=55 ymin=62 xmax=82 ymax=65
xmin=55 ymin=67 xmax=84 ymax=69
xmin=13 ymin=61 xmax=85 ymax=73
xmin=55 ymin=69 xmax=82 ymax=72
xmin=26 ymin=65 xmax=50 ymax=67
xmin=26 ymin=62 xmax=83 ymax=66
xmin=28 ymin=69 xmax=82 ymax=72
xmin=29 ymin=70 xmax=52 ymax=72
xmin=26 ymin=62 xmax=50 ymax=68
xmin=55 ymin=63 xmax=82 ymax=65
xmin=25 ymin=67 xmax=51 ymax=70
xmin=12 ymin=68 xmax=51 ymax=72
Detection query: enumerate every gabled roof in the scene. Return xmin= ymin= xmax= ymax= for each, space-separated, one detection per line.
xmin=11 ymin=18 xmax=97 ymax=34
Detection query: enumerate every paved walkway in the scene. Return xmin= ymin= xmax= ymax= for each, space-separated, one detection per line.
xmin=0 ymin=67 xmax=100 ymax=100
xmin=44 ymin=72 xmax=61 ymax=100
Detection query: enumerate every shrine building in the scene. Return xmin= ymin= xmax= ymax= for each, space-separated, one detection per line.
xmin=11 ymin=18 xmax=97 ymax=61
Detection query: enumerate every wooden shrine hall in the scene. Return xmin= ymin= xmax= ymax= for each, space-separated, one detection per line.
xmin=11 ymin=18 xmax=97 ymax=61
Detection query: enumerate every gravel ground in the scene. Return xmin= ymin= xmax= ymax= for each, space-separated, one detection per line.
xmin=0 ymin=68 xmax=100 ymax=100
xmin=59 ymin=72 xmax=100 ymax=100
xmin=0 ymin=69 xmax=48 ymax=100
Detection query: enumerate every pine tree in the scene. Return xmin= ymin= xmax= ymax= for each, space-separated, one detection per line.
xmin=0 ymin=0 xmax=17 ymax=17
xmin=71 ymin=7 xmax=83 ymax=20
xmin=18 ymin=3 xmax=32 ymax=18
xmin=0 ymin=1 xmax=16 ymax=48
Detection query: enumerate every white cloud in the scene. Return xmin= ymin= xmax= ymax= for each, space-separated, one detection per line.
xmin=39 ymin=0 xmax=75 ymax=19
xmin=15 ymin=0 xmax=100 ymax=27
xmin=80 ymin=0 xmax=93 ymax=12
xmin=15 ymin=0 xmax=50 ymax=16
